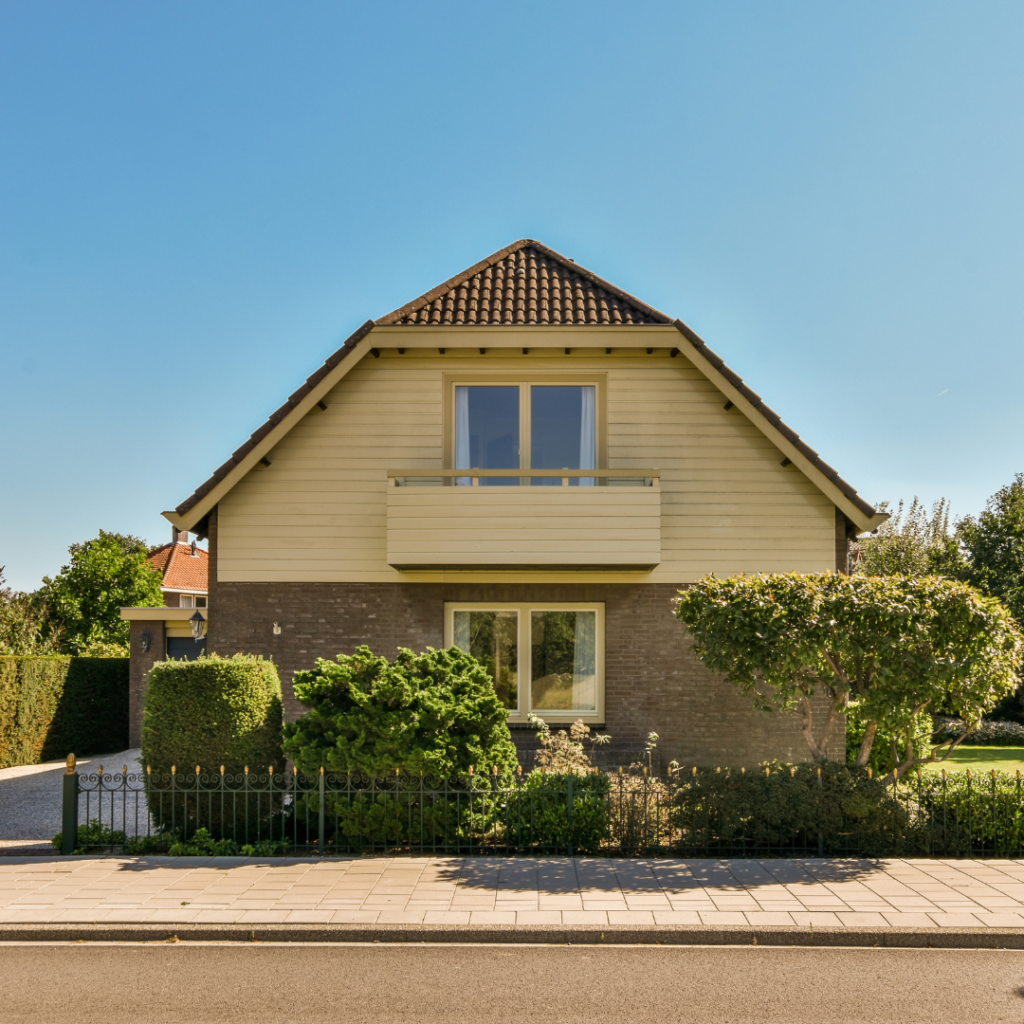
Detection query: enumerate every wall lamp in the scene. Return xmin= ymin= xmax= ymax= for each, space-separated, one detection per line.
xmin=190 ymin=610 xmax=206 ymax=641
xmin=139 ymin=631 xmax=151 ymax=653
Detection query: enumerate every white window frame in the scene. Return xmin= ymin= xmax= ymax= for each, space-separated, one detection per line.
xmin=444 ymin=601 xmax=605 ymax=724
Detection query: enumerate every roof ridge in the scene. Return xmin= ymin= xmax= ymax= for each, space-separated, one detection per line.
xmin=374 ymin=240 xmax=674 ymax=326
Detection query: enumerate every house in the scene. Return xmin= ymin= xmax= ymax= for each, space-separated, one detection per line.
xmin=156 ymin=240 xmax=886 ymax=765
xmin=121 ymin=528 xmax=209 ymax=744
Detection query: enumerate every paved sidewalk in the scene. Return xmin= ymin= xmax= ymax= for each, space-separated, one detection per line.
xmin=3 ymin=855 xmax=1024 ymax=930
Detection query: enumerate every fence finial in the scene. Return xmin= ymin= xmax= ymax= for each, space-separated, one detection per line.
xmin=292 ymin=764 xmax=298 ymax=775
xmin=692 ymin=766 xmax=697 ymax=776
xmin=867 ymin=768 xmax=872 ymax=779
xmin=196 ymin=765 xmax=200 ymax=775
xmin=244 ymin=765 xmax=249 ymax=776
xmin=320 ymin=765 xmax=325 ymax=775
xmin=492 ymin=765 xmax=498 ymax=776
xmin=516 ymin=765 xmax=522 ymax=775
xmin=65 ymin=754 xmax=76 ymax=774
xmin=395 ymin=768 xmax=400 ymax=777
xmin=98 ymin=765 xmax=104 ymax=775
xmin=221 ymin=765 xmax=225 ymax=775
xmin=619 ymin=766 xmax=624 ymax=776
xmin=171 ymin=765 xmax=176 ymax=775
xmin=269 ymin=765 xmax=274 ymax=775
xmin=765 ymin=767 xmax=769 ymax=776
xmin=468 ymin=765 xmax=474 ymax=775
xmin=123 ymin=765 xmax=128 ymax=775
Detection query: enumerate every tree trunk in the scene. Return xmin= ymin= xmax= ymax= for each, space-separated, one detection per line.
xmin=854 ymin=720 xmax=877 ymax=768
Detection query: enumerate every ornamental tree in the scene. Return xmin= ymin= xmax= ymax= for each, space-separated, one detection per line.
xmin=36 ymin=531 xmax=164 ymax=655
xmin=675 ymin=572 xmax=1022 ymax=779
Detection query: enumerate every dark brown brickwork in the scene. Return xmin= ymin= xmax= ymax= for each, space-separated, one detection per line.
xmin=128 ymin=619 xmax=165 ymax=747
xmin=206 ymin=578 xmax=844 ymax=768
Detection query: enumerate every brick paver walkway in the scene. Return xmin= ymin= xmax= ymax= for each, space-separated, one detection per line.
xmin=3 ymin=856 xmax=1024 ymax=928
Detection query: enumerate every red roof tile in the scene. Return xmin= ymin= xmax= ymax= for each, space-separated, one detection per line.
xmin=148 ymin=542 xmax=208 ymax=593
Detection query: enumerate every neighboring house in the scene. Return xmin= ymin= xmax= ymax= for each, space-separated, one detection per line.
xmin=121 ymin=529 xmax=209 ymax=744
xmin=157 ymin=240 xmax=886 ymax=766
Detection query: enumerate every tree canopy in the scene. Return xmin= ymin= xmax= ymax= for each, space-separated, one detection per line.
xmin=675 ymin=572 xmax=1022 ymax=779
xmin=36 ymin=531 xmax=164 ymax=656
xmin=0 ymin=567 xmax=58 ymax=655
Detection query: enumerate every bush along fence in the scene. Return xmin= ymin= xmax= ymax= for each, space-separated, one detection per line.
xmin=55 ymin=755 xmax=1024 ymax=859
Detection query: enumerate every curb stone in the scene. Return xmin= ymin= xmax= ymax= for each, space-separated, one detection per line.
xmin=1 ymin=923 xmax=1024 ymax=948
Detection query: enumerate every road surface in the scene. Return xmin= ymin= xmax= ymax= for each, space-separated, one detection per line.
xmin=2 ymin=942 xmax=1023 ymax=1023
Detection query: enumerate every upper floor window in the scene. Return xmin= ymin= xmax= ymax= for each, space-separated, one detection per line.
xmin=453 ymin=382 xmax=597 ymax=486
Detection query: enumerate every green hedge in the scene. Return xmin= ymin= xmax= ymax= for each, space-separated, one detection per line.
xmin=0 ymin=656 xmax=129 ymax=768
xmin=141 ymin=654 xmax=285 ymax=837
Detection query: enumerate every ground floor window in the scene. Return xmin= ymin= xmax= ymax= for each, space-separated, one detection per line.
xmin=445 ymin=602 xmax=604 ymax=723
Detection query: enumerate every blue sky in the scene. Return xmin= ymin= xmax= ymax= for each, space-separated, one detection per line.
xmin=2 ymin=1 xmax=1022 ymax=591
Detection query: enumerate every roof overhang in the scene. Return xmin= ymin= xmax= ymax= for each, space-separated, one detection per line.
xmin=119 ymin=607 xmax=204 ymax=621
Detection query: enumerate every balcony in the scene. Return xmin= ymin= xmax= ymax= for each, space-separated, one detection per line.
xmin=386 ymin=469 xmax=661 ymax=571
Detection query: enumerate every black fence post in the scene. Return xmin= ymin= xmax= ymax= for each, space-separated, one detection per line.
xmin=318 ymin=766 xmax=326 ymax=856
xmin=61 ymin=754 xmax=79 ymax=855
xmin=567 ymin=773 xmax=574 ymax=858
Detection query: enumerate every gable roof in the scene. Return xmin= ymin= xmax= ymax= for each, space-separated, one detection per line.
xmin=168 ymin=240 xmax=885 ymax=533
xmin=377 ymin=240 xmax=672 ymax=326
xmin=148 ymin=541 xmax=209 ymax=593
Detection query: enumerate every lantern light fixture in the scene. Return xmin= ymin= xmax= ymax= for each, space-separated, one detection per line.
xmin=190 ymin=610 xmax=206 ymax=641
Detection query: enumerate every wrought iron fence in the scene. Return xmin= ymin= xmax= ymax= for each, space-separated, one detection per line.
xmin=57 ymin=755 xmax=1024 ymax=859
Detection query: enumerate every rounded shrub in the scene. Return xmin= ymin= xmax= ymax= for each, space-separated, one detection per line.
xmin=142 ymin=654 xmax=284 ymax=839
xmin=142 ymin=654 xmax=284 ymax=774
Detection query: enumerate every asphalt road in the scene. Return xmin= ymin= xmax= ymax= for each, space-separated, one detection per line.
xmin=1 ymin=943 xmax=1023 ymax=1023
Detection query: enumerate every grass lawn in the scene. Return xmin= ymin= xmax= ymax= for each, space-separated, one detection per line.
xmin=920 ymin=746 xmax=1024 ymax=774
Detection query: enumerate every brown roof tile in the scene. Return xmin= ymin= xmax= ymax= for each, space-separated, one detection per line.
xmin=376 ymin=240 xmax=672 ymax=327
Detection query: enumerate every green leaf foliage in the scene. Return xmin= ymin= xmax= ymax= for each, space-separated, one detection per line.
xmin=956 ymin=473 xmax=1024 ymax=627
xmin=142 ymin=654 xmax=284 ymax=775
xmin=676 ymin=572 xmax=1023 ymax=777
xmin=142 ymin=654 xmax=285 ymax=837
xmin=0 ymin=656 xmax=128 ymax=768
xmin=0 ymin=567 xmax=59 ymax=655
xmin=284 ymin=645 xmax=518 ymax=778
xmin=36 ymin=531 xmax=164 ymax=655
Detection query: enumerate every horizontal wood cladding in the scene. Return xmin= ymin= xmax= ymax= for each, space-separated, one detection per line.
xmin=386 ymin=484 xmax=661 ymax=570
xmin=217 ymin=348 xmax=837 ymax=582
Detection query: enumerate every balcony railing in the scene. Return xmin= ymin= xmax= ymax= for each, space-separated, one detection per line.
xmin=388 ymin=468 xmax=660 ymax=486
xmin=386 ymin=469 xmax=661 ymax=570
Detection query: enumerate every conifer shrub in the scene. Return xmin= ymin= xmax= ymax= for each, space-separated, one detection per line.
xmin=284 ymin=645 xmax=517 ymax=848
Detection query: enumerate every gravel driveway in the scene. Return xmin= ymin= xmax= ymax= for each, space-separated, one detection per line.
xmin=0 ymin=749 xmax=144 ymax=851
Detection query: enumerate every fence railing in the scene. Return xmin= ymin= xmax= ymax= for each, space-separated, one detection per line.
xmin=57 ymin=755 xmax=1024 ymax=859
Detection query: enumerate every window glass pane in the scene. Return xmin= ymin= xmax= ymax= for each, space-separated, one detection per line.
xmin=530 ymin=386 xmax=595 ymax=486
xmin=456 ymin=386 xmax=519 ymax=486
xmin=452 ymin=610 xmax=518 ymax=710
xmin=530 ymin=610 xmax=597 ymax=711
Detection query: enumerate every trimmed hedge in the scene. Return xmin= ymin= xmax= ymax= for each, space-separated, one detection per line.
xmin=142 ymin=654 xmax=285 ymax=838
xmin=0 ymin=656 xmax=129 ymax=768
xmin=142 ymin=654 xmax=285 ymax=775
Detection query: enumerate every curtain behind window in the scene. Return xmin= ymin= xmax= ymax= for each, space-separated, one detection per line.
xmin=572 ymin=610 xmax=597 ymax=709
xmin=455 ymin=386 xmax=470 ymax=486
xmin=579 ymin=386 xmax=595 ymax=486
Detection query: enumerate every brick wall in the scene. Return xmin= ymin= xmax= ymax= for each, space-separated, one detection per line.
xmin=206 ymin=573 xmax=844 ymax=768
xmin=128 ymin=619 xmax=165 ymax=747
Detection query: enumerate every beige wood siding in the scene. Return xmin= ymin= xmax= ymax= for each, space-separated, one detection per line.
xmin=387 ymin=483 xmax=661 ymax=569
xmin=217 ymin=345 xmax=837 ymax=583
